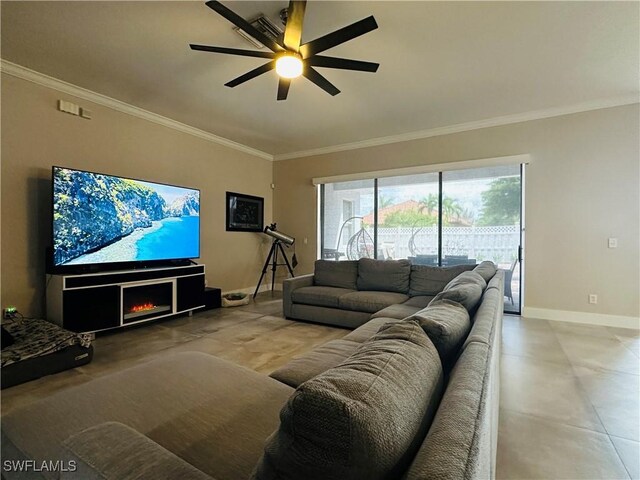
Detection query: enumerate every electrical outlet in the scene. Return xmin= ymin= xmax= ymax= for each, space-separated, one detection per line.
xmin=588 ymin=294 xmax=598 ymax=305
xmin=3 ymin=306 xmax=17 ymax=319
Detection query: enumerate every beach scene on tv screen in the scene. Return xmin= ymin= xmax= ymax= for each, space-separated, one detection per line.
xmin=53 ymin=168 xmax=200 ymax=266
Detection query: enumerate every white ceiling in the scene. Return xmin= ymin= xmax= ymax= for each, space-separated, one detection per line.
xmin=2 ymin=1 xmax=638 ymax=157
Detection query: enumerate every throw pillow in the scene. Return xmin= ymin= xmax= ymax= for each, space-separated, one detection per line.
xmin=314 ymin=260 xmax=359 ymax=290
xmin=408 ymin=264 xmax=475 ymax=297
xmin=357 ymin=258 xmax=411 ymax=293
xmin=473 ymin=261 xmax=497 ymax=283
xmin=252 ymin=320 xmax=443 ymax=480
xmin=409 ymin=300 xmax=471 ymax=369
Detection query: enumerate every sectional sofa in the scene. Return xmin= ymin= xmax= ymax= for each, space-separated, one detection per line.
xmin=1 ymin=259 xmax=504 ymax=480
xmin=283 ymin=258 xmax=480 ymax=328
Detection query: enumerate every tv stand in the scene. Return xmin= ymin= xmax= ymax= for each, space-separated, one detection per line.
xmin=46 ymin=264 xmax=205 ymax=333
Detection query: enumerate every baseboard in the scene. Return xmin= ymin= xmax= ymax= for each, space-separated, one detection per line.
xmin=221 ymin=283 xmax=283 ymax=297
xmin=522 ymin=307 xmax=640 ymax=330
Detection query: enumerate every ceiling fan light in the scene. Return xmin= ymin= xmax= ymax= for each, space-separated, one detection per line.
xmin=276 ymin=54 xmax=303 ymax=79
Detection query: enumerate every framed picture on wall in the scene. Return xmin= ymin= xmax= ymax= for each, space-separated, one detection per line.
xmin=226 ymin=192 xmax=264 ymax=232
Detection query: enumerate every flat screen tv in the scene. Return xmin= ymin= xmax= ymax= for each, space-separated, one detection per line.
xmin=51 ymin=166 xmax=200 ymax=271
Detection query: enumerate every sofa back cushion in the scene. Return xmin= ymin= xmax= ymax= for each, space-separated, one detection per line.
xmin=409 ymin=264 xmax=475 ymax=297
xmin=429 ymin=270 xmax=487 ymax=314
xmin=252 ymin=320 xmax=443 ymax=480
xmin=473 ymin=261 xmax=498 ymax=283
xmin=445 ymin=271 xmax=487 ymax=291
xmin=314 ymin=260 xmax=359 ymax=290
xmin=409 ymin=300 xmax=471 ymax=369
xmin=357 ymin=258 xmax=411 ymax=293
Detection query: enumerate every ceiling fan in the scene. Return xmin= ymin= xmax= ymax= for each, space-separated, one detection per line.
xmin=190 ymin=1 xmax=379 ymax=100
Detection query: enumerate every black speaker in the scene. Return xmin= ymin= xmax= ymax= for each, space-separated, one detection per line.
xmin=203 ymin=287 xmax=222 ymax=310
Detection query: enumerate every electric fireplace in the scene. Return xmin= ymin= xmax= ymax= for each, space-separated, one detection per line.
xmin=122 ymin=282 xmax=174 ymax=324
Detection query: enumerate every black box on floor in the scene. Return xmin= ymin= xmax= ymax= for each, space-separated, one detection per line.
xmin=203 ymin=287 xmax=222 ymax=310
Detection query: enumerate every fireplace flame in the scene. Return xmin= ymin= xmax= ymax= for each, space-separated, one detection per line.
xmin=131 ymin=303 xmax=155 ymax=313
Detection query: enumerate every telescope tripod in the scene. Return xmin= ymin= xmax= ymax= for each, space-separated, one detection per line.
xmin=253 ymin=239 xmax=295 ymax=298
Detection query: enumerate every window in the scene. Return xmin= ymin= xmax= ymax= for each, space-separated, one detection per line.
xmin=320 ymin=180 xmax=374 ymax=261
xmin=319 ymin=165 xmax=523 ymax=313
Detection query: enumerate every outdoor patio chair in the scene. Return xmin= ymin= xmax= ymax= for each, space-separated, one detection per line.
xmin=504 ymin=258 xmax=518 ymax=304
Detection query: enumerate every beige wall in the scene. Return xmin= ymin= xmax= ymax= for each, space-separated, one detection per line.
xmin=1 ymin=74 xmax=274 ymax=317
xmin=2 ymin=73 xmax=638 ymax=321
xmin=273 ymin=104 xmax=640 ymax=319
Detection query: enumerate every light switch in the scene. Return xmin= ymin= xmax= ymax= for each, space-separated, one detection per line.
xmin=608 ymin=238 xmax=618 ymax=248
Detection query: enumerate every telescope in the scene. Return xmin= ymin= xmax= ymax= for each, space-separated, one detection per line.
xmin=263 ymin=223 xmax=295 ymax=246
xmin=254 ymin=223 xmax=296 ymax=298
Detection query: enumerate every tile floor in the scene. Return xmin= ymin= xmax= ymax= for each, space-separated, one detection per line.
xmin=1 ymin=292 xmax=639 ymax=479
xmin=497 ymin=315 xmax=639 ymax=479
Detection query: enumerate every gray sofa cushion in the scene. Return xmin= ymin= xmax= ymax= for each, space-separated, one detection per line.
xmin=253 ymin=320 xmax=444 ymax=480
xmin=290 ymin=304 xmax=371 ymax=329
xmin=290 ymin=286 xmax=354 ymax=308
xmin=61 ymin=422 xmax=213 ymax=480
xmin=342 ymin=317 xmax=390 ymax=343
xmin=403 ymin=295 xmax=436 ymax=308
xmin=409 ymin=264 xmax=475 ymax=297
xmin=314 ymin=260 xmax=359 ymax=290
xmin=473 ymin=261 xmax=497 ymax=283
xmin=357 ymin=258 xmax=411 ymax=293
xmin=431 ymin=283 xmax=483 ymax=313
xmin=339 ymin=291 xmax=409 ymax=314
xmin=269 ymin=339 xmax=362 ymax=388
xmin=371 ymin=303 xmax=422 ymax=320
xmin=486 ymin=270 xmax=504 ymax=291
xmin=445 ymin=271 xmax=487 ymax=291
xmin=409 ymin=300 xmax=471 ymax=368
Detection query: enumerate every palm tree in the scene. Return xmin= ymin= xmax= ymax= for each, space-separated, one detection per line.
xmin=442 ymin=197 xmax=463 ymax=224
xmin=418 ymin=193 xmax=438 ymax=217
xmin=378 ymin=195 xmax=394 ymax=210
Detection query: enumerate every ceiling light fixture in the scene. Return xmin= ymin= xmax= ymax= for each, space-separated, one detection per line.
xmin=190 ymin=1 xmax=379 ymax=100
xmin=275 ymin=53 xmax=303 ymax=79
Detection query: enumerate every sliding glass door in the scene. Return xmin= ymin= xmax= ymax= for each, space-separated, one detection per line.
xmin=442 ymin=165 xmax=522 ymax=313
xmin=319 ymin=164 xmax=524 ymax=314
xmin=321 ymin=180 xmax=375 ymax=261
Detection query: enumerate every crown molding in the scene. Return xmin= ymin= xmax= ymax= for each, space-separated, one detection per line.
xmin=273 ymin=94 xmax=640 ymax=161
xmin=0 ymin=60 xmax=274 ymax=161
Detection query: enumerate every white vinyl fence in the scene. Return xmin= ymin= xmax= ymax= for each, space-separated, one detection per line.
xmin=375 ymin=225 xmax=520 ymax=264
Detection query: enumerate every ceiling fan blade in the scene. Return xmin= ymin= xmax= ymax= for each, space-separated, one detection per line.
xmin=225 ymin=61 xmax=275 ymax=88
xmin=277 ymin=78 xmax=291 ymax=101
xmin=190 ymin=44 xmax=275 ymax=59
xmin=299 ymin=16 xmax=378 ymax=58
xmin=303 ymin=66 xmax=340 ymax=96
xmin=283 ymin=1 xmax=307 ymax=52
xmin=205 ymin=1 xmax=283 ymax=52
xmin=307 ymin=55 xmax=379 ymax=72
